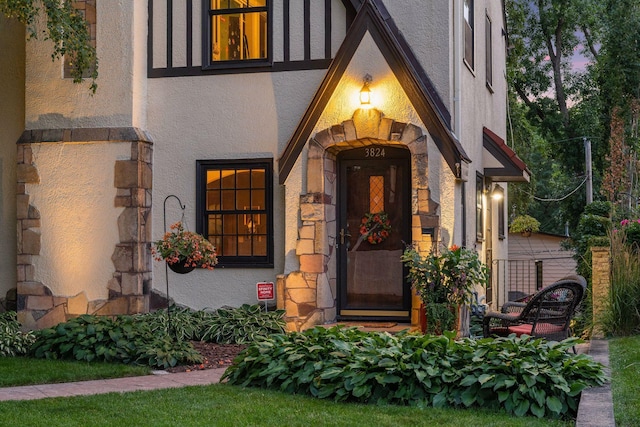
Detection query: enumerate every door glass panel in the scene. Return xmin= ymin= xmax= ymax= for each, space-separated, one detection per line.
xmin=369 ymin=176 xmax=384 ymax=213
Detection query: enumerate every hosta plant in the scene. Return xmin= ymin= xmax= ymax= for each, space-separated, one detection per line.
xmin=30 ymin=314 xmax=202 ymax=369
xmin=201 ymin=304 xmax=286 ymax=344
xmin=0 ymin=312 xmax=35 ymax=357
xmin=223 ymin=326 xmax=606 ymax=419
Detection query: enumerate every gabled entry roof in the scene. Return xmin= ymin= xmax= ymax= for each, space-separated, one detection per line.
xmin=483 ymin=127 xmax=531 ymax=182
xmin=278 ymin=0 xmax=470 ymax=184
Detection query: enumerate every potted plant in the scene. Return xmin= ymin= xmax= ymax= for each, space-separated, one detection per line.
xmin=153 ymin=222 xmax=218 ymax=273
xmin=401 ymin=245 xmax=488 ymax=335
xmin=509 ymin=214 xmax=540 ymax=237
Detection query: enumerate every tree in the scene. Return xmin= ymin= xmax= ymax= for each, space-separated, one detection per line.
xmin=506 ymin=0 xmax=606 ymax=233
xmin=507 ymin=0 xmax=603 ymax=132
xmin=0 ymin=0 xmax=98 ymax=92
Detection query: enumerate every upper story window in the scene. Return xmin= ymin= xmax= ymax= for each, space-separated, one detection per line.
xmin=463 ymin=0 xmax=474 ymax=69
xmin=205 ymin=0 xmax=270 ymax=68
xmin=196 ymin=159 xmax=274 ymax=268
xmin=485 ymin=11 xmax=493 ymax=89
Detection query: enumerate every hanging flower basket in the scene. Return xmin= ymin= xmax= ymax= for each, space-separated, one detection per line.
xmin=167 ymin=260 xmax=196 ymax=274
xmin=152 ymin=222 xmax=218 ymax=273
xmin=359 ymin=211 xmax=392 ymax=244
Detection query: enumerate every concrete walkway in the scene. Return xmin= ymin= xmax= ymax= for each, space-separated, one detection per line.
xmin=0 ymin=368 xmax=226 ymax=401
xmin=0 ymin=341 xmax=617 ymax=426
xmin=576 ymin=339 xmax=616 ymax=427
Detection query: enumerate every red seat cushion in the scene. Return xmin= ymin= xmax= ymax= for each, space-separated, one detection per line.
xmin=508 ymin=323 xmax=565 ymax=337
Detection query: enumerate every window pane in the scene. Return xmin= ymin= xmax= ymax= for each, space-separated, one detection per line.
xmin=252 ymin=189 xmax=265 ymax=208
xmin=223 ymin=235 xmax=237 ymax=256
xmin=238 ymin=236 xmax=252 ymax=256
xmin=237 ymin=189 xmax=251 ymax=210
xmin=221 ymin=189 xmax=235 ymax=210
xmin=253 ymin=236 xmax=267 ymax=256
xmin=251 ymin=169 xmax=265 ymax=187
xmin=207 ymin=170 xmax=221 ymax=189
xmin=207 ymin=189 xmax=221 ymax=210
xmin=209 ymin=235 xmax=222 ymax=253
xmin=211 ymin=12 xmax=267 ymax=61
xmin=255 ymin=213 xmax=266 ymax=234
xmin=223 ymin=214 xmax=237 ymax=234
xmin=221 ymin=170 xmax=236 ymax=189
xmin=236 ymin=169 xmax=251 ymax=188
xmin=207 ymin=214 xmax=223 ymax=234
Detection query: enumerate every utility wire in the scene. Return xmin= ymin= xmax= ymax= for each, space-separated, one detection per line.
xmin=528 ymin=175 xmax=589 ymax=202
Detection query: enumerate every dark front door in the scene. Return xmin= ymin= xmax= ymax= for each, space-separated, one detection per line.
xmin=337 ymin=145 xmax=411 ymax=321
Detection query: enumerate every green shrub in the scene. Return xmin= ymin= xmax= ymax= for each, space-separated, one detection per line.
xmin=30 ymin=314 xmax=202 ymax=369
xmin=223 ymin=327 xmax=606 ymax=419
xmin=140 ymin=306 xmax=214 ymax=341
xmin=601 ymin=227 xmax=640 ymax=335
xmin=0 ymin=312 xmax=35 ymax=357
xmin=201 ymin=304 xmax=286 ymax=344
xmin=28 ymin=304 xmax=285 ymax=368
xmin=584 ymin=201 xmax=612 ymax=218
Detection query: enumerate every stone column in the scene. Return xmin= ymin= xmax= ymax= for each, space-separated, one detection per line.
xmin=591 ymin=246 xmax=610 ymax=338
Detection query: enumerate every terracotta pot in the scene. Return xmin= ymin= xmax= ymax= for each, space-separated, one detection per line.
xmin=167 ymin=260 xmax=195 ymax=274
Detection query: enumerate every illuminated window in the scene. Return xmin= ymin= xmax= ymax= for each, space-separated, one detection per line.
xmin=206 ymin=0 xmax=269 ymax=66
xmin=196 ymin=159 xmax=273 ymax=267
xmin=476 ymin=173 xmax=484 ymax=241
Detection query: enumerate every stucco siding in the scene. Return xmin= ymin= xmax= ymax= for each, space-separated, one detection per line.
xmin=147 ymin=68 xmax=324 ymax=310
xmin=28 ymin=141 xmax=129 ymax=300
xmin=0 ymin=16 xmax=25 ymax=300
xmin=25 ymin=1 xmax=145 ymax=130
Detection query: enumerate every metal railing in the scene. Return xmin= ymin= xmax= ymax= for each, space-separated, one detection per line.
xmin=490 ymin=259 xmax=543 ymax=309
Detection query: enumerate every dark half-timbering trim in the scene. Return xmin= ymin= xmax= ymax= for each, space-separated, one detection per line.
xmin=278 ymin=0 xmax=467 ymax=184
xmin=149 ymin=0 xmax=357 ymax=77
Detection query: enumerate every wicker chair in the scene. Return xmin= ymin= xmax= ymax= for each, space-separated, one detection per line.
xmin=482 ymin=275 xmax=587 ymax=342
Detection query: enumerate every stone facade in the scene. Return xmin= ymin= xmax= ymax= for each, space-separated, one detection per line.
xmin=281 ymin=109 xmax=439 ymax=331
xmin=16 ymin=127 xmax=153 ymax=330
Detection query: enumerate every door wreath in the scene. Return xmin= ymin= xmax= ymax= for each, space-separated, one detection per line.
xmin=360 ymin=212 xmax=392 ymax=244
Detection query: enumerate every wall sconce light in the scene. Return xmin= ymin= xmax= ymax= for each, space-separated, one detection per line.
xmin=360 ymin=74 xmax=372 ymax=105
xmin=491 ymin=184 xmax=503 ymax=201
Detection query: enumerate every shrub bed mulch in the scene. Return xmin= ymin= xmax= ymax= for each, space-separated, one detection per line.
xmin=166 ymin=342 xmax=246 ymax=372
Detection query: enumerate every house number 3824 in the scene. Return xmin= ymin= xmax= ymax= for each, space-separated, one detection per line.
xmin=364 ymin=147 xmax=385 ymax=158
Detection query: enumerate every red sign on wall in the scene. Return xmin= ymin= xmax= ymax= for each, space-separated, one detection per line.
xmin=257 ymin=282 xmax=275 ymax=301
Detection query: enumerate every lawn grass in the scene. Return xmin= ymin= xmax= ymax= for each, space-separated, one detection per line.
xmin=609 ymin=335 xmax=640 ymax=427
xmin=0 ymin=383 xmax=572 ymax=427
xmin=0 ymin=356 xmax=150 ymax=387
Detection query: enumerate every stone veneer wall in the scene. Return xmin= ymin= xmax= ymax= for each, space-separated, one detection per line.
xmin=16 ymin=127 xmax=153 ymax=330
xmin=281 ymin=109 xmax=439 ymax=331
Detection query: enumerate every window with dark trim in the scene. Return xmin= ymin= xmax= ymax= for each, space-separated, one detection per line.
xmin=204 ymin=0 xmax=271 ymax=69
xmin=196 ymin=159 xmax=274 ymax=268
xmin=496 ymin=186 xmax=505 ymax=239
xmin=463 ymin=0 xmax=474 ymax=69
xmin=476 ymin=173 xmax=484 ymax=241
xmin=485 ymin=11 xmax=493 ymax=89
